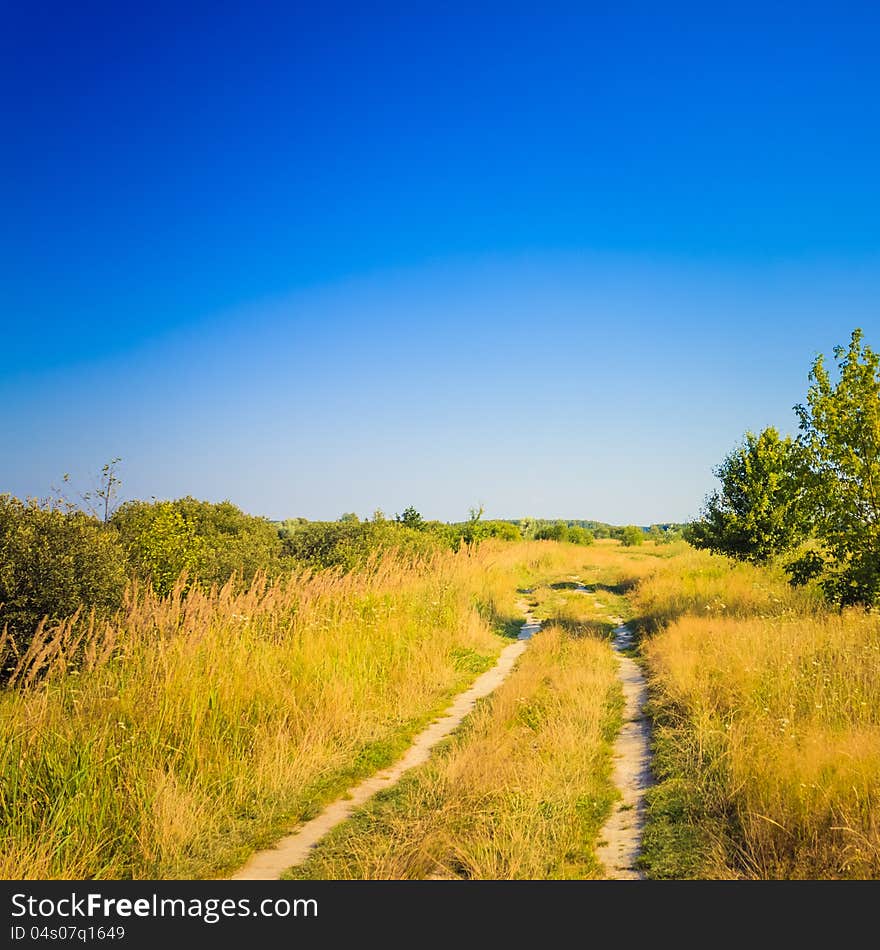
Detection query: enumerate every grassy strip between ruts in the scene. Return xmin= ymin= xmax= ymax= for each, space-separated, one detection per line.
xmin=285 ymin=622 xmax=621 ymax=880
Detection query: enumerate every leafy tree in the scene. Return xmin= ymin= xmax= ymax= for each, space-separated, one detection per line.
xmin=687 ymin=428 xmax=809 ymax=563
xmin=620 ymin=525 xmax=645 ymax=546
xmin=339 ymin=512 xmax=360 ymax=523
xmin=793 ymin=328 xmax=880 ymax=606
xmin=396 ymin=506 xmax=424 ymax=530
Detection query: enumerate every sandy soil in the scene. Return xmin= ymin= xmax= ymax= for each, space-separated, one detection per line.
xmin=593 ymin=608 xmax=651 ymax=879
xmin=230 ymin=604 xmax=541 ymax=880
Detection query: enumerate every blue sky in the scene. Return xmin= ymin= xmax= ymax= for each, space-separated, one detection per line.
xmin=2 ymin=2 xmax=879 ymax=523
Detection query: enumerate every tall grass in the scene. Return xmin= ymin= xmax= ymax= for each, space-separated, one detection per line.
xmin=0 ymin=543 xmax=538 ymax=879
xmin=287 ymin=624 xmax=620 ymax=879
xmin=631 ymin=546 xmax=822 ymax=633
xmin=635 ymin=548 xmax=880 ymax=878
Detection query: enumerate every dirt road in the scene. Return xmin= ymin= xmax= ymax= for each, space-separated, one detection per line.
xmin=230 ymin=605 xmax=541 ymax=880
xmin=593 ymin=602 xmax=651 ymax=878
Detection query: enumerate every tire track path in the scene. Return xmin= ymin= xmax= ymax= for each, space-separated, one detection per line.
xmin=230 ymin=605 xmax=541 ymax=880
xmin=575 ymin=582 xmax=652 ymax=879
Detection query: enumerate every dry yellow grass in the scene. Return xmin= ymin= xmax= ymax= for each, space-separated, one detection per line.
xmin=632 ymin=546 xmax=822 ymax=631
xmin=16 ymin=535 xmax=860 ymax=881
xmin=287 ymin=624 xmax=621 ymax=880
xmin=636 ymin=548 xmax=880 ymax=879
xmin=0 ymin=543 xmax=542 ymax=879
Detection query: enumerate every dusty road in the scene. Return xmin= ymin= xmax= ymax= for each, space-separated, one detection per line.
xmin=230 ymin=605 xmax=541 ymax=880
xmin=594 ymin=605 xmax=651 ymax=878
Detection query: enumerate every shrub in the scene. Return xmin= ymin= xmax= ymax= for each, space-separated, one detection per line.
xmin=620 ymin=525 xmax=644 ymax=546
xmin=567 ymin=526 xmax=595 ymax=545
xmin=113 ymin=498 xmax=282 ymax=592
xmin=0 ymin=495 xmax=128 ymax=658
xmin=280 ymin=520 xmax=441 ymax=571
xmin=534 ymin=522 xmax=569 ymax=542
xmin=453 ymin=519 xmax=521 ymax=546
xmin=113 ymin=501 xmax=206 ymax=596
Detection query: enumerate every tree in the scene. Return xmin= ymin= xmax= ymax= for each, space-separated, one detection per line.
xmin=80 ymin=457 xmax=123 ymax=523
xmin=339 ymin=512 xmax=360 ymax=523
xmin=395 ymin=506 xmax=424 ymax=530
xmin=468 ymin=504 xmax=484 ymax=523
xmin=793 ymin=328 xmax=880 ymax=606
xmin=517 ymin=517 xmax=537 ymax=540
xmin=687 ymin=428 xmax=809 ymax=563
xmin=620 ymin=525 xmax=644 ymax=546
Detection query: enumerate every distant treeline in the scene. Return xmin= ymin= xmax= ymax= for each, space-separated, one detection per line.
xmin=512 ymin=519 xmax=684 ymax=544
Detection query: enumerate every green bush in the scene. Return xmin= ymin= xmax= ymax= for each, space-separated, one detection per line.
xmin=113 ymin=498 xmax=282 ymax=592
xmin=567 ymin=526 xmax=595 ymax=545
xmin=534 ymin=522 xmax=569 ymax=542
xmin=0 ymin=495 xmax=128 ymax=658
xmin=452 ymin=519 xmax=521 ymax=546
xmin=280 ymin=520 xmax=441 ymax=571
xmin=112 ymin=501 xmax=205 ymax=596
xmin=620 ymin=525 xmax=645 ymax=546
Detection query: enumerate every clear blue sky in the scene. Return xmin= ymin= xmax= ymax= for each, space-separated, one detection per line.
xmin=2 ymin=2 xmax=879 ymax=523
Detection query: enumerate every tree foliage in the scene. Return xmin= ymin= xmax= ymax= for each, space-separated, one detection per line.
xmin=687 ymin=428 xmax=809 ymax=563
xmin=690 ymin=329 xmax=880 ymax=608
xmin=395 ymin=506 xmax=425 ymax=530
xmin=793 ymin=329 xmax=880 ymax=606
xmin=535 ymin=521 xmax=569 ymax=542
xmin=113 ymin=497 xmax=282 ymax=593
xmin=567 ymin=525 xmax=595 ymax=545
xmin=620 ymin=525 xmax=644 ymax=546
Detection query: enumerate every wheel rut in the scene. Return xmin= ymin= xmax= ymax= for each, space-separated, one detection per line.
xmin=573 ymin=581 xmax=651 ymax=879
xmin=230 ymin=605 xmax=541 ymax=880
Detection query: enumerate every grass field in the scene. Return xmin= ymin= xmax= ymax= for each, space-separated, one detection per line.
xmin=283 ymin=541 xmax=674 ymax=880
xmin=634 ymin=549 xmax=880 ymax=879
xmin=285 ymin=626 xmax=620 ymax=878
xmin=3 ymin=536 xmax=878 ymax=880
xmin=0 ymin=544 xmax=527 ymax=879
